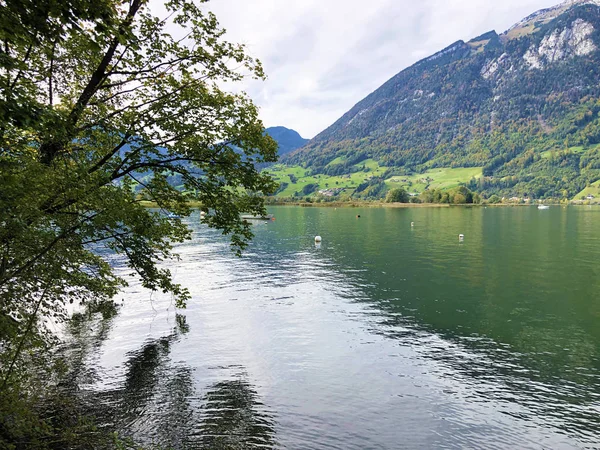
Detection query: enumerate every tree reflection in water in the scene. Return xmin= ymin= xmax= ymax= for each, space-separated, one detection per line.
xmin=62 ymin=300 xmax=120 ymax=388
xmin=65 ymin=309 xmax=277 ymax=448
xmin=192 ymin=376 xmax=278 ymax=449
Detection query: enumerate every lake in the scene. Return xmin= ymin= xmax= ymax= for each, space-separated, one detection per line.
xmin=69 ymin=206 xmax=600 ymax=449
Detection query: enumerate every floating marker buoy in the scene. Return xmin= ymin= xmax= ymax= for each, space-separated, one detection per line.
xmin=315 ymin=236 xmax=322 ymax=243
xmin=459 ymin=234 xmax=465 ymax=241
xmin=356 ymin=215 xmax=361 ymax=218
xmin=411 ymin=222 xmax=414 ymax=227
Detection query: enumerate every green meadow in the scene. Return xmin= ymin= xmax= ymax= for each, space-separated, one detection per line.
xmin=384 ymin=167 xmax=483 ymax=193
xmin=265 ymin=161 xmax=482 ymax=197
xmin=572 ymin=180 xmax=600 ymax=202
xmin=540 ymin=145 xmax=598 ymax=159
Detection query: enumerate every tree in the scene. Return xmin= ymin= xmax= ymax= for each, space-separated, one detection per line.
xmin=385 ymin=187 xmax=409 ymax=203
xmin=453 ymin=193 xmax=467 ymax=204
xmin=0 ymin=0 xmax=277 ymax=439
xmin=301 ymin=183 xmax=318 ymax=196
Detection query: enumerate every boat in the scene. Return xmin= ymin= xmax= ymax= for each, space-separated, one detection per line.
xmin=538 ymin=205 xmax=550 ymax=210
xmin=240 ymin=214 xmax=274 ymax=221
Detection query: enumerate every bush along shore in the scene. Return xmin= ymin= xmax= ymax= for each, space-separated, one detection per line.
xmin=264 ymin=185 xmax=576 ymax=207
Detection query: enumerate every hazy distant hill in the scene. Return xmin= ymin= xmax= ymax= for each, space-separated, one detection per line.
xmin=265 ymin=126 xmax=308 ymax=156
xmin=284 ymin=0 xmax=600 ymax=199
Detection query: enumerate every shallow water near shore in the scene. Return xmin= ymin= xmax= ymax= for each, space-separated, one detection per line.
xmin=71 ymin=206 xmax=600 ymax=449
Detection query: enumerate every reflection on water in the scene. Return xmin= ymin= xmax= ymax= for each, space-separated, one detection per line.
xmin=66 ymin=206 xmax=600 ymax=449
xmin=62 ymin=300 xmax=120 ymax=388
xmin=194 ymin=374 xmax=277 ymax=449
xmin=66 ymin=310 xmax=278 ymax=449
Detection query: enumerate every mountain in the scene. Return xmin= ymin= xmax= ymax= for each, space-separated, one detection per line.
xmin=284 ymin=0 xmax=600 ymax=199
xmin=265 ymin=126 xmax=308 ymax=156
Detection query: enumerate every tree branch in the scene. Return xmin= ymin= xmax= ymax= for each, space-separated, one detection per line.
xmin=87 ymin=132 xmax=132 ymax=175
xmin=0 ymin=286 xmax=50 ymax=391
xmin=39 ymin=0 xmax=146 ymax=164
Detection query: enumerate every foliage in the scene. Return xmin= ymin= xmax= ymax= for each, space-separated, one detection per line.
xmin=301 ymin=183 xmax=318 ymax=195
xmin=0 ymin=0 xmax=276 ymax=445
xmin=488 ymin=194 xmax=502 ymax=204
xmin=417 ymin=186 xmax=477 ymax=204
xmin=275 ymin=182 xmax=290 ymax=195
xmin=385 ymin=187 xmax=409 ymax=203
xmin=353 ymin=178 xmax=388 ymax=199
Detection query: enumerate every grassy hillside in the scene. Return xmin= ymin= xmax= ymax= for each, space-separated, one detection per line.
xmin=266 ymin=161 xmax=387 ymax=197
xmin=572 ymin=180 xmax=600 ymax=202
xmin=540 ymin=145 xmax=595 ymax=159
xmin=266 ymin=162 xmax=481 ymax=198
xmin=385 ymin=168 xmax=483 ymax=193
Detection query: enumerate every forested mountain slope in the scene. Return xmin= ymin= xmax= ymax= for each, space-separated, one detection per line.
xmin=284 ymin=0 xmax=600 ymax=199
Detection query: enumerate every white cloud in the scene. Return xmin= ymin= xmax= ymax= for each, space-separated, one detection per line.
xmin=167 ymin=0 xmax=560 ymax=138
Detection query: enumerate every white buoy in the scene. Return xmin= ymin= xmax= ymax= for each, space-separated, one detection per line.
xmin=459 ymin=234 xmax=465 ymax=242
xmin=315 ymin=236 xmax=322 ymax=243
xmin=411 ymin=222 xmax=414 ymax=227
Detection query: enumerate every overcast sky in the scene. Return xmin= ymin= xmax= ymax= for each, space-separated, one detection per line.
xmin=202 ymin=0 xmax=560 ymax=138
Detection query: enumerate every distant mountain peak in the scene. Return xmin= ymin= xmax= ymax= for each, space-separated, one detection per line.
xmin=564 ymin=0 xmax=600 ymax=6
xmin=264 ymin=126 xmax=308 ymax=157
xmin=503 ymin=0 xmax=600 ymax=40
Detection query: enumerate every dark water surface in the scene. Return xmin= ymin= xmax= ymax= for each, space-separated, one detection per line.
xmin=73 ymin=206 xmax=600 ymax=449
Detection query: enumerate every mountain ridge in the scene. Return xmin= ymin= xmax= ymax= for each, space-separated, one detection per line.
xmin=282 ymin=0 xmax=600 ymax=199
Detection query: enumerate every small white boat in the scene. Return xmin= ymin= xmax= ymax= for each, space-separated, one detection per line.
xmin=538 ymin=205 xmax=550 ymax=210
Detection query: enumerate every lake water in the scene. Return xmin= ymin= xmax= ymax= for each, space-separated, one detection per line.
xmin=70 ymin=206 xmax=600 ymax=449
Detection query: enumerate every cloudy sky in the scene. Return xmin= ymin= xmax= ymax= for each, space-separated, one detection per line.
xmin=203 ymin=0 xmax=559 ymax=139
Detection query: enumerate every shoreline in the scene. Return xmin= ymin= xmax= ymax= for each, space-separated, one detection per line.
xmin=139 ymin=199 xmax=589 ymax=209
xmin=266 ymin=201 xmax=450 ymax=208
xmin=264 ymin=201 xmax=569 ymax=208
